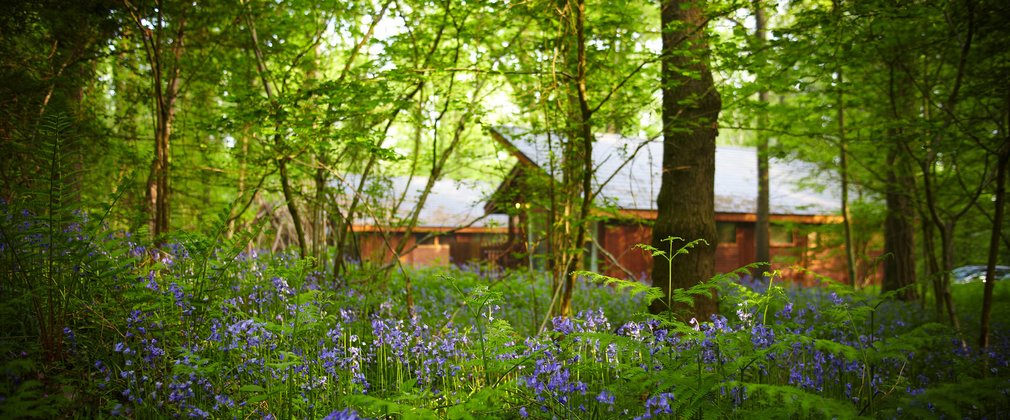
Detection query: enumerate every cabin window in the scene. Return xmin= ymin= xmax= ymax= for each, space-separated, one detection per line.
xmin=717 ymin=222 xmax=736 ymax=245
xmin=770 ymin=225 xmax=795 ymax=245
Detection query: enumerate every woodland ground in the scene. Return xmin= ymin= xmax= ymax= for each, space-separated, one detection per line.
xmin=1 ymin=209 xmax=1009 ymax=419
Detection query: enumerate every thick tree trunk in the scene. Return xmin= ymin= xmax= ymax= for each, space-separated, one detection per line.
xmin=651 ymin=0 xmax=721 ymax=319
xmin=883 ymin=157 xmax=917 ymax=299
xmin=883 ymin=62 xmax=918 ymax=300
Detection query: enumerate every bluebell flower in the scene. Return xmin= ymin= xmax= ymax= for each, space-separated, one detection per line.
xmin=577 ymin=308 xmax=610 ymax=332
xmin=751 ymin=323 xmax=775 ymax=349
xmin=145 ymin=270 xmax=159 ymax=291
xmin=271 ymin=277 xmax=294 ymax=297
xmin=596 ymin=389 xmax=615 ymax=405
xmin=636 ymin=392 xmax=675 ymax=419
xmin=323 ymin=408 xmax=362 ymax=420
xmin=776 ymin=302 xmax=793 ymax=320
xmin=552 ymin=316 xmax=574 ymax=334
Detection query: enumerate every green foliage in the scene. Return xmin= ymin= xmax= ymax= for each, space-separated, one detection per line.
xmin=635 ymin=236 xmax=716 ymax=316
xmin=4 ymin=0 xmax=1010 ymax=418
xmin=573 ymin=270 xmax=665 ymax=304
xmin=0 ymin=115 xmax=133 ymax=417
xmin=0 ymin=215 xmax=1006 ymax=418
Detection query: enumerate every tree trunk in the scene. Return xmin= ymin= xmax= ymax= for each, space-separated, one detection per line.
xmin=832 ymin=0 xmax=856 ymax=287
xmin=278 ymin=158 xmax=307 ymax=257
xmin=651 ymin=0 xmax=721 ymax=319
xmin=241 ymin=5 xmax=307 ymax=258
xmin=754 ymin=1 xmax=770 ymax=276
xmin=557 ymin=0 xmax=594 ymax=319
xmin=883 ymin=62 xmax=918 ymax=300
xmin=883 ymin=151 xmax=917 ymax=299
xmin=129 ymin=0 xmax=187 ymax=242
xmin=980 ymin=136 xmax=1008 ymax=349
xmin=938 ymin=221 xmax=966 ymax=348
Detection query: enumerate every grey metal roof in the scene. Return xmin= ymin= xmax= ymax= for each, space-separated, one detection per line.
xmin=492 ymin=126 xmax=840 ymax=216
xmin=337 ymin=175 xmax=509 ymax=229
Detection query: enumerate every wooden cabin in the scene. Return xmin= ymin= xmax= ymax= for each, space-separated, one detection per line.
xmin=481 ymin=127 xmax=859 ymax=285
xmin=341 ymin=176 xmax=509 ymax=267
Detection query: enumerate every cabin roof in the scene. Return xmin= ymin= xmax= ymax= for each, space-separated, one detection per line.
xmin=489 ymin=126 xmax=840 ymax=216
xmin=338 ymin=175 xmax=509 ymax=230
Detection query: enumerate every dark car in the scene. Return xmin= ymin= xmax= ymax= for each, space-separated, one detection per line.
xmin=951 ymin=265 xmax=1010 ymax=284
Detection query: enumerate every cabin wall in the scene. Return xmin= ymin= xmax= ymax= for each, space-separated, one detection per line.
xmin=349 ymin=221 xmax=875 ymax=287
xmin=354 ymin=231 xmax=506 ymax=267
xmin=595 ymin=220 xmax=865 ymax=285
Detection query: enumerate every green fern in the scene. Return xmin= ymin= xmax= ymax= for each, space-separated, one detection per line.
xmin=0 ymin=114 xmax=127 ymax=362
xmin=879 ymin=376 xmax=1010 ymax=418
xmin=572 ymin=270 xmax=665 ymax=304
xmin=729 ymin=381 xmax=864 ymax=418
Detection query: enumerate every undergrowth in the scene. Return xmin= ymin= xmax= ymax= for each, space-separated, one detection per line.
xmin=2 ymin=116 xmax=1009 ymax=418
xmin=1 ymin=213 xmax=1008 ymax=418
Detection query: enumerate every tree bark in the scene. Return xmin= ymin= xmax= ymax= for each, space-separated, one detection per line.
xmin=980 ymin=92 xmax=1009 ymax=349
xmin=557 ymin=0 xmax=595 ymax=319
xmin=651 ymin=0 xmax=721 ymax=319
xmin=883 ymin=149 xmax=917 ymax=299
xmin=883 ymin=61 xmax=918 ymax=300
xmin=125 ymin=0 xmax=187 ymax=241
xmin=753 ymin=1 xmax=770 ymax=276
xmin=241 ymin=3 xmax=308 ymax=257
xmin=832 ymin=0 xmax=856 ymax=287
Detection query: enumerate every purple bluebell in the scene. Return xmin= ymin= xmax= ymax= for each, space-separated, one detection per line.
xmin=324 ymin=408 xmax=362 ymax=420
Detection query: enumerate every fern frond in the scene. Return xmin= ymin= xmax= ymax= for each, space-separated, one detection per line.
xmin=730 ymin=381 xmax=863 ymax=418
xmin=673 ymin=238 xmax=709 ymax=258
xmin=573 ymin=270 xmax=664 ymax=304
xmin=634 ymin=242 xmax=666 ymax=258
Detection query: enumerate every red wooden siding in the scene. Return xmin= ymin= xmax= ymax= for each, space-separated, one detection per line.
xmin=596 ymin=220 xmax=859 ymax=285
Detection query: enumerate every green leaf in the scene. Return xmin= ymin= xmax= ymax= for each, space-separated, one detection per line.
xmin=239 ymin=384 xmax=266 ymax=393
xmin=246 ymin=394 xmax=269 ymax=404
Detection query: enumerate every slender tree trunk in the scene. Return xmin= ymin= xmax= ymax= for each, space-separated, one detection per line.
xmin=980 ymin=135 xmax=1008 ymax=349
xmin=754 ymin=1 xmax=770 ymax=275
xmin=921 ymin=215 xmax=944 ymax=315
xmin=980 ymin=89 xmax=1010 ymax=349
xmin=313 ymin=162 xmax=327 ymax=266
xmin=276 ymin=160 xmax=307 ymax=256
xmin=832 ymin=0 xmax=856 ymax=287
xmin=557 ymin=0 xmax=594 ymax=319
xmin=242 ymin=5 xmax=308 ymax=257
xmin=227 ymin=132 xmax=250 ymax=239
xmin=125 ymin=0 xmax=187 ymax=242
xmin=651 ymin=0 xmax=721 ymax=319
xmin=938 ymin=222 xmax=965 ymax=346
xmin=837 ymin=79 xmax=857 ymax=287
